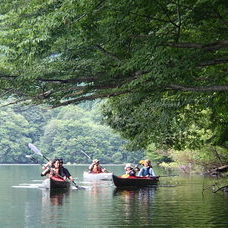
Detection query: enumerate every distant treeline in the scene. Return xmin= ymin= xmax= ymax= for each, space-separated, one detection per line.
xmin=0 ymin=101 xmax=143 ymax=164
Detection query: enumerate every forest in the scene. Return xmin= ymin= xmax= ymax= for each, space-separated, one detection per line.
xmin=0 ymin=101 xmax=143 ymax=164
xmin=0 ymin=0 xmax=227 ymax=171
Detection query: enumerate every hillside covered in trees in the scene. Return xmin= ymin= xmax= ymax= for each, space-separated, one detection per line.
xmin=0 ymin=102 xmax=143 ymax=164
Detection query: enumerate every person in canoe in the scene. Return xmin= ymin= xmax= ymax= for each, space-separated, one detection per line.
xmin=41 ymin=160 xmax=53 ymax=177
xmin=58 ymin=158 xmax=75 ymax=181
xmin=41 ymin=158 xmax=74 ymax=181
xmin=121 ymin=163 xmax=136 ymax=178
xmin=89 ymin=159 xmax=107 ymax=173
xmin=137 ymin=159 xmax=156 ymax=177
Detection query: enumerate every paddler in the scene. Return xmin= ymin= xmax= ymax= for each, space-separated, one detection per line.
xmin=88 ymin=159 xmax=107 ymax=173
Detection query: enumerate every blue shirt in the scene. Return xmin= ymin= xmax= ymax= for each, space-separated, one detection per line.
xmin=138 ymin=167 xmax=156 ymax=177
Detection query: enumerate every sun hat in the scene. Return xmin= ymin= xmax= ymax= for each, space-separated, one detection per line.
xmin=93 ymin=159 xmax=99 ymax=163
xmin=125 ymin=163 xmax=133 ymax=170
xmin=139 ymin=160 xmax=145 ymax=165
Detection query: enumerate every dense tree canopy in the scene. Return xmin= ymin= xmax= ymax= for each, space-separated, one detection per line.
xmin=0 ymin=0 xmax=227 ymax=106
xmin=0 ymin=0 xmax=227 ymax=167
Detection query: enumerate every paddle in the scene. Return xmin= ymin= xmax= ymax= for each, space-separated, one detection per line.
xmin=79 ymin=149 xmax=92 ymax=161
xmin=28 ymin=143 xmax=49 ymax=162
xmin=27 ymin=143 xmax=84 ymax=189
xmin=25 ymin=155 xmax=39 ymax=164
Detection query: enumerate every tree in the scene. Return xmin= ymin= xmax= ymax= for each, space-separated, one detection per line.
xmin=38 ymin=105 xmax=142 ymax=163
xmin=0 ymin=107 xmax=33 ymax=163
xmin=0 ymin=0 xmax=227 ymax=107
xmin=0 ymin=0 xmax=227 ymax=166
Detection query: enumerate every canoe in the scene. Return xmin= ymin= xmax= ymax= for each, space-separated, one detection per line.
xmin=112 ymin=175 xmax=159 ymax=188
xmin=83 ymin=171 xmax=113 ymax=181
xmin=50 ymin=176 xmax=71 ymax=191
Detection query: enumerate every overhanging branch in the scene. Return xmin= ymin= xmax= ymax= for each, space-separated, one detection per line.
xmin=198 ymin=58 xmax=228 ymax=67
xmin=168 ymin=84 xmax=228 ymax=92
xmin=94 ymin=45 xmax=121 ymax=61
xmin=53 ymin=90 xmax=131 ymax=108
xmin=166 ymin=40 xmax=228 ymax=51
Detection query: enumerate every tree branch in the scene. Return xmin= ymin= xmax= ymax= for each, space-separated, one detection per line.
xmin=0 ymin=73 xmax=97 ymax=84
xmin=199 ymin=58 xmax=228 ymax=67
xmin=127 ymin=11 xmax=172 ymax=24
xmin=0 ymin=99 xmax=29 ymax=108
xmin=94 ymin=45 xmax=121 ymax=61
xmin=154 ymin=0 xmax=179 ymax=28
xmin=53 ymin=90 xmax=131 ymax=108
xmin=175 ymin=0 xmax=182 ymax=42
xmin=166 ymin=40 xmax=228 ymax=51
xmin=168 ymin=84 xmax=228 ymax=92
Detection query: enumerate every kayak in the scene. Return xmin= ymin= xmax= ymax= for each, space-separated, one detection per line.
xmin=83 ymin=171 xmax=113 ymax=181
xmin=50 ymin=176 xmax=71 ymax=191
xmin=112 ymin=175 xmax=159 ymax=188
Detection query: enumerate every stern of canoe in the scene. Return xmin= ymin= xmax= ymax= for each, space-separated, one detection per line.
xmin=112 ymin=175 xmax=159 ymax=188
xmin=50 ymin=176 xmax=71 ymax=190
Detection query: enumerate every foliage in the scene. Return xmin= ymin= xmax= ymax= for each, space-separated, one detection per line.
xmin=0 ymin=106 xmax=33 ymax=163
xmin=0 ymin=102 xmax=143 ymax=163
xmin=38 ymin=105 xmax=143 ymax=163
xmin=0 ymin=1 xmax=227 ymax=167
xmin=160 ymin=146 xmax=228 ymax=172
xmin=0 ymin=0 xmax=227 ymax=106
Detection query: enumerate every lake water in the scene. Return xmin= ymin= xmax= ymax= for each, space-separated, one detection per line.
xmin=1 ymin=164 xmax=228 ymax=227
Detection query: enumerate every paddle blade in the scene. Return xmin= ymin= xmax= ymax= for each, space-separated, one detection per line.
xmin=25 ymin=155 xmax=32 ymax=158
xmin=28 ymin=143 xmax=42 ymax=156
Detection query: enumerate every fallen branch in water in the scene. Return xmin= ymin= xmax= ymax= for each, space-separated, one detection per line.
xmin=212 ymin=185 xmax=228 ymax=193
xmin=205 ymin=164 xmax=228 ymax=177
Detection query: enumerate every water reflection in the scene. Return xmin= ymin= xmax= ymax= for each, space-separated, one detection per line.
xmin=113 ymin=186 xmax=157 ymax=202
xmin=42 ymin=189 xmax=70 ymax=206
xmin=41 ymin=189 xmax=70 ymax=226
xmin=113 ymin=187 xmax=157 ymax=225
xmin=50 ymin=190 xmax=69 ymax=206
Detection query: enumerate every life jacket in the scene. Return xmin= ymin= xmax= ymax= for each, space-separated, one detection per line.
xmin=121 ymin=174 xmax=130 ymax=178
xmin=50 ymin=168 xmax=60 ymax=176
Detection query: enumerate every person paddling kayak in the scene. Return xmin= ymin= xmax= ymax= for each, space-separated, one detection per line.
xmin=41 ymin=158 xmax=74 ymax=182
xmin=88 ymin=159 xmax=107 ymax=173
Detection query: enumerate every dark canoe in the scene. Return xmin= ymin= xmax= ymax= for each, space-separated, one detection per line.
xmin=112 ymin=175 xmax=159 ymax=188
xmin=50 ymin=176 xmax=71 ymax=191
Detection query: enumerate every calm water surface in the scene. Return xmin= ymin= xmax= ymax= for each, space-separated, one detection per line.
xmin=0 ymin=165 xmax=228 ymax=228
